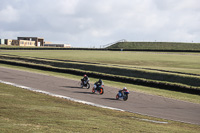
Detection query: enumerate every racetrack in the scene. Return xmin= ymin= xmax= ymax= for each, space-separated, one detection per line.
xmin=0 ymin=66 xmax=200 ymax=125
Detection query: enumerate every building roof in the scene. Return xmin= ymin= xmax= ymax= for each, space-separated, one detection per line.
xmin=18 ymin=37 xmax=44 ymax=39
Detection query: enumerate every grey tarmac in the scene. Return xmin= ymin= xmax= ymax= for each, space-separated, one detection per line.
xmin=0 ymin=66 xmax=200 ymax=125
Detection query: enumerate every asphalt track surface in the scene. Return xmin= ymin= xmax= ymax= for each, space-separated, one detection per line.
xmin=0 ymin=66 xmax=200 ymax=125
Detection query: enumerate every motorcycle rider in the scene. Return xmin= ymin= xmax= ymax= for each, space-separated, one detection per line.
xmin=118 ymin=87 xmax=128 ymax=97
xmin=81 ymin=74 xmax=89 ymax=85
xmin=94 ymin=79 xmax=104 ymax=90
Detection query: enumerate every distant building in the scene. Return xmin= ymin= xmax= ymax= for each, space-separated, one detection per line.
xmin=12 ymin=40 xmax=35 ymax=47
xmin=5 ymin=39 xmax=13 ymax=45
xmin=44 ymin=41 xmax=52 ymax=44
xmin=44 ymin=44 xmax=71 ymax=48
xmin=0 ymin=39 xmax=5 ymax=44
xmin=17 ymin=37 xmax=44 ymax=47
xmin=2 ymin=37 xmax=70 ymax=47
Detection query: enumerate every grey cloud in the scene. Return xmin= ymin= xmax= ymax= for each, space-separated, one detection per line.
xmin=0 ymin=0 xmax=200 ymax=47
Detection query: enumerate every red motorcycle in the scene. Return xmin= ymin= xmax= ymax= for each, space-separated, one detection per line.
xmin=92 ymin=84 xmax=104 ymax=95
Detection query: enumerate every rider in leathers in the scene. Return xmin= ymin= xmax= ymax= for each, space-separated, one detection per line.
xmin=81 ymin=74 xmax=89 ymax=85
xmin=94 ymin=79 xmax=104 ymax=90
xmin=118 ymin=87 xmax=128 ymax=97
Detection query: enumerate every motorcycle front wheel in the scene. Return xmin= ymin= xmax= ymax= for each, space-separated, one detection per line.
xmin=80 ymin=82 xmax=83 ymax=88
xmin=99 ymin=88 xmax=104 ymax=95
xmin=87 ymin=83 xmax=90 ymax=89
xmin=123 ymin=95 xmax=128 ymax=101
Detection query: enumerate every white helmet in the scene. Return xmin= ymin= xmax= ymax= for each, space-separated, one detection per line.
xmin=123 ymin=87 xmax=127 ymax=91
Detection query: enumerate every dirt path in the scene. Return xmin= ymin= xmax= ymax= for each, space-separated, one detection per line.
xmin=0 ymin=66 xmax=200 ymax=125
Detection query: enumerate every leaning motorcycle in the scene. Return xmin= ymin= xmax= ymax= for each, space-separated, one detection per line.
xmin=116 ymin=90 xmax=129 ymax=101
xmin=92 ymin=84 xmax=104 ymax=95
xmin=80 ymin=79 xmax=90 ymax=89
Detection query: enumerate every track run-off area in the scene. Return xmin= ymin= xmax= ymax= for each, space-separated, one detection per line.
xmin=0 ymin=67 xmax=200 ymax=125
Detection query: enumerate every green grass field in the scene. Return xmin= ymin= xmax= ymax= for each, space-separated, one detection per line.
xmin=1 ymin=50 xmax=200 ymax=75
xmin=1 ymin=83 xmax=200 ymax=133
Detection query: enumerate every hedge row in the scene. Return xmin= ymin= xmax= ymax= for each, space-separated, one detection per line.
xmin=0 ymin=58 xmax=199 ymax=95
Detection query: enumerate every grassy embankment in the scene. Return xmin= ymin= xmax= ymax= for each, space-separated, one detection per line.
xmin=107 ymin=42 xmax=200 ymax=51
xmin=1 ymin=83 xmax=200 ymax=132
xmin=0 ymin=50 xmax=200 ymax=103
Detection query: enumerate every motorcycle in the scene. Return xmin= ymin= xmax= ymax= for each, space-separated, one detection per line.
xmin=116 ymin=90 xmax=129 ymax=101
xmin=92 ymin=84 xmax=104 ymax=95
xmin=81 ymin=79 xmax=90 ymax=89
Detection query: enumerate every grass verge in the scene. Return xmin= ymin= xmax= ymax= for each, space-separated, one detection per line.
xmin=0 ymin=82 xmax=200 ymax=132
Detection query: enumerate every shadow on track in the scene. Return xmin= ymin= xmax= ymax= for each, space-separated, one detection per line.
xmin=101 ymin=98 xmax=117 ymax=101
xmin=73 ymin=91 xmax=93 ymax=94
xmin=61 ymin=86 xmax=83 ymax=89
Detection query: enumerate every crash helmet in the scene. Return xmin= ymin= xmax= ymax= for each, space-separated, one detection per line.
xmin=84 ymin=74 xmax=87 ymax=77
xmin=123 ymin=87 xmax=127 ymax=91
xmin=99 ymin=79 xmax=102 ymax=83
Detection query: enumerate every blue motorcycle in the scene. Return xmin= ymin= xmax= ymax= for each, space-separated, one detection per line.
xmin=116 ymin=90 xmax=129 ymax=101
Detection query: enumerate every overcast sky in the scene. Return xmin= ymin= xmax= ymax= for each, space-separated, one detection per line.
xmin=0 ymin=0 xmax=200 ymax=47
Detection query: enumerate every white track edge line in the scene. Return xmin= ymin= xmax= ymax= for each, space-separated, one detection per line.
xmin=0 ymin=80 xmax=124 ymax=111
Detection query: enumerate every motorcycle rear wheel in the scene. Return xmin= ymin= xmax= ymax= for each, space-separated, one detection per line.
xmin=92 ymin=88 xmax=95 ymax=94
xmin=116 ymin=94 xmax=119 ymax=100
